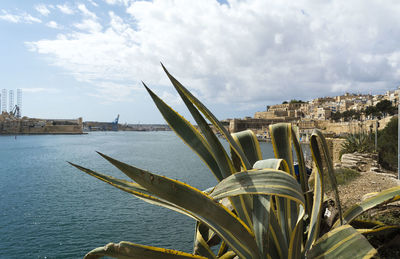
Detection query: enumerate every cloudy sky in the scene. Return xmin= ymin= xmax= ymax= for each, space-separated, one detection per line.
xmin=1 ymin=0 xmax=400 ymax=123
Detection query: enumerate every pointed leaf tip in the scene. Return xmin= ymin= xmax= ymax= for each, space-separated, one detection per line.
xmin=143 ymin=84 xmax=156 ymax=97
xmin=160 ymin=62 xmax=168 ymax=73
xmin=68 ymin=162 xmax=91 ymax=174
xmin=68 ymin=161 xmax=80 ymax=168
xmin=95 ymin=151 xmax=106 ymax=158
xmin=96 ymin=151 xmax=111 ymax=161
xmin=141 ymin=81 xmax=150 ymax=90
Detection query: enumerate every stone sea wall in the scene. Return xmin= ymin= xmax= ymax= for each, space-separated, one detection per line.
xmin=0 ymin=115 xmax=83 ymax=134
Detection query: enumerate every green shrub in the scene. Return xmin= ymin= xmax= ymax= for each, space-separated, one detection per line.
xmin=340 ymin=132 xmax=374 ymax=157
xmin=378 ymin=116 xmax=398 ymax=171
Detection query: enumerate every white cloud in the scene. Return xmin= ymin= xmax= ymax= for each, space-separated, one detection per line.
xmin=78 ymin=4 xmax=97 ymax=19
xmin=274 ymin=34 xmax=283 ymax=45
xmin=0 ymin=10 xmax=41 ymax=23
xmin=87 ymin=81 xmax=139 ymax=102
xmin=331 ymin=83 xmax=351 ymax=93
xmin=46 ymin=21 xmax=61 ymax=29
xmin=21 ymin=87 xmax=59 ymax=93
xmin=104 ymin=0 xmax=130 ymax=6
xmin=35 ymin=4 xmax=50 ymax=16
xmin=0 ymin=10 xmax=19 ymax=23
xmin=26 ymin=0 xmax=400 ymax=107
xmin=88 ymin=0 xmax=99 ymax=7
xmin=57 ymin=4 xmax=74 ymax=15
xmin=74 ymin=19 xmax=102 ymax=32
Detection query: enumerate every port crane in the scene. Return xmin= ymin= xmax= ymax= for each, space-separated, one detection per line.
xmin=111 ymin=114 xmax=119 ymax=131
xmin=11 ymin=105 xmax=21 ymax=118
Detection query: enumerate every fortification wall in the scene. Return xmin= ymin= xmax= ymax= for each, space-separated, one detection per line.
xmin=316 ymin=117 xmax=393 ymax=135
xmin=326 ymin=138 xmax=346 ymax=164
xmin=0 ymin=116 xmax=83 ymax=134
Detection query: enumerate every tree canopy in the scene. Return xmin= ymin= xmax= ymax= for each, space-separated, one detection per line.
xmin=378 ymin=116 xmax=398 ymax=171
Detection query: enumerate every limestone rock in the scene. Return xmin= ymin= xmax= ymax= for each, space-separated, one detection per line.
xmin=340 ymin=152 xmax=380 ymax=172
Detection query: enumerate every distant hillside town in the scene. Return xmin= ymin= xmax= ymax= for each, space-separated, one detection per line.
xmin=225 ymin=87 xmax=400 ymax=142
xmin=1 ymin=86 xmax=399 ymax=137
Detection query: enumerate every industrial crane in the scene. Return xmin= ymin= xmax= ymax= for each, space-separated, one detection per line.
xmin=11 ymin=105 xmax=21 ymax=118
xmin=111 ymin=114 xmax=119 ymax=131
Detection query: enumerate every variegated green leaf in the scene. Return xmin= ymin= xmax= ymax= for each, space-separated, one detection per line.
xmin=98 ymin=152 xmax=260 ymax=259
xmin=163 ymin=68 xmax=235 ymax=181
xmin=216 ymin=241 xmax=228 ymax=257
xmin=69 ymin=162 xmax=194 ymax=219
xmin=165 ymin=72 xmax=255 ymax=230
xmin=290 ymin=127 xmax=312 ymax=214
xmin=288 ymin=218 xmax=303 ymax=259
xmin=210 ymin=169 xmax=305 ymax=205
xmin=217 ymin=251 xmax=236 ymax=259
xmin=230 ymin=129 xmax=266 ymax=229
xmin=214 ymin=167 xmax=304 ymax=259
xmin=143 ymin=84 xmax=224 ymax=182
xmin=357 ymin=225 xmax=400 ymax=235
xmin=252 ymin=158 xmax=289 ymax=258
xmin=333 ymin=185 xmax=400 ymax=228
xmin=269 ymin=123 xmax=295 ymax=176
xmin=211 ymin=167 xmax=305 ymax=258
xmin=211 ymin=168 xmax=306 ymax=259
xmin=311 ymin=129 xmax=343 ymax=225
xmin=269 ymin=123 xmax=299 ymax=244
xmin=267 ymin=202 xmax=288 ymax=259
xmin=252 ymin=195 xmax=271 ymax=258
xmin=306 ymin=225 xmax=377 ymax=259
xmin=304 ymin=133 xmax=325 ymax=252
xmin=193 ymin=222 xmax=218 ymax=259
xmin=84 ymin=241 xmax=207 ymax=259
xmin=253 ymin=158 xmax=289 ymax=172
xmin=350 ymin=219 xmax=386 ymax=229
xmin=161 ymin=64 xmax=251 ymax=170
xmin=231 ymin=130 xmax=262 ymax=167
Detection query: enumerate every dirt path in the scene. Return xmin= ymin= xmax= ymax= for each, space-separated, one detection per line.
xmin=329 ymin=171 xmax=400 ymax=211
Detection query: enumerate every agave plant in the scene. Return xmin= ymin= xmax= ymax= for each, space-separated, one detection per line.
xmin=71 ymin=64 xmax=400 ymax=259
xmin=340 ymin=132 xmax=374 ymax=157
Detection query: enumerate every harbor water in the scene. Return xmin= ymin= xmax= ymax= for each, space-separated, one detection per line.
xmin=1 ymin=131 xmax=290 ymax=258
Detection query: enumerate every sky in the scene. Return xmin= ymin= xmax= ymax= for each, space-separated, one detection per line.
xmin=1 ymin=0 xmax=400 ymax=124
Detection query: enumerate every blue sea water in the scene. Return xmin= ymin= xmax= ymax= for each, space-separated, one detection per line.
xmin=0 ymin=131 xmax=278 ymax=258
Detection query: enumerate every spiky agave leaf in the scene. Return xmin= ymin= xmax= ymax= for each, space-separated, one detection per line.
xmin=269 ymin=123 xmax=300 ymax=250
xmin=303 ymin=131 xmax=326 ymax=252
xmin=230 ymin=129 xmax=265 ymax=230
xmin=143 ymin=84 xmax=225 ymax=181
xmin=160 ymin=67 xmax=261 ymax=230
xmin=69 ymin=162 xmax=217 ymax=221
xmin=310 ymin=129 xmax=343 ymax=225
xmin=193 ymin=222 xmax=219 ymax=259
xmin=71 ymin=160 xmax=258 ymax=258
xmin=290 ymin=126 xmax=312 ymax=214
xmin=96 ymin=152 xmax=261 ymax=259
xmin=161 ymin=63 xmax=252 ymax=171
xmin=231 ymin=130 xmax=263 ymax=168
xmin=307 ymin=225 xmax=377 ymax=259
xmin=333 ymin=185 xmax=400 ymax=228
xmin=252 ymin=158 xmax=289 ymax=258
xmin=144 ymin=82 xmax=254 ymax=229
xmin=210 ymin=169 xmax=306 ymax=259
xmin=210 ymin=169 xmax=305 ymax=205
xmin=161 ymin=75 xmax=236 ymax=180
xmin=84 ymin=242 xmax=208 ymax=259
